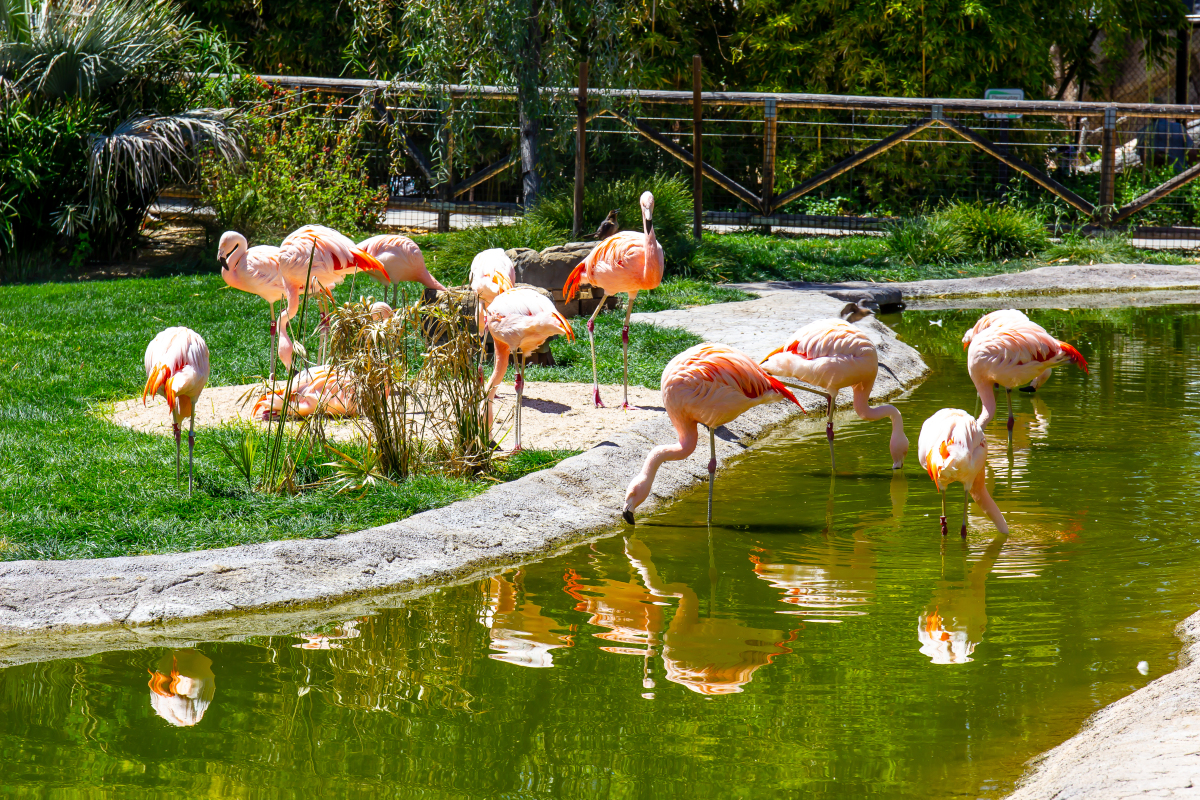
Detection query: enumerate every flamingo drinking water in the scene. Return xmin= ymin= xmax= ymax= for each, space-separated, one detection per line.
xmin=143 ymin=327 xmax=209 ymax=493
xmin=563 ymin=191 xmax=665 ymax=410
xmin=917 ymin=408 xmax=1008 ymax=537
xmin=623 ymin=343 xmax=801 ymax=525
xmin=358 ymin=234 xmax=446 ymax=304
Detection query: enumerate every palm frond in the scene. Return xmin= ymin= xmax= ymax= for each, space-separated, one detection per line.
xmin=0 ymin=0 xmax=193 ymax=98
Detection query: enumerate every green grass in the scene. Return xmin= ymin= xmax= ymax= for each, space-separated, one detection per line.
xmin=0 ymin=274 xmax=583 ymax=561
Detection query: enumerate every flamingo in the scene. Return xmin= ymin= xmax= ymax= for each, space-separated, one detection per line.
xmin=275 ymin=225 xmax=389 ymax=322
xmin=563 ymin=191 xmax=665 ymax=410
xmin=962 ymin=309 xmax=1052 ymax=392
xmin=143 ymin=327 xmax=209 ymax=493
xmin=967 ymin=319 xmax=1088 ymax=432
xmin=469 ymin=248 xmax=516 ymax=351
xmin=358 ymin=234 xmax=446 ymax=305
xmin=760 ymin=317 xmax=908 ymax=472
xmin=253 ymin=311 xmax=356 ymax=419
xmin=484 ymin=287 xmax=574 ymax=451
xmin=623 ymin=343 xmax=802 ymax=525
xmin=917 ymin=408 xmax=1008 ymax=537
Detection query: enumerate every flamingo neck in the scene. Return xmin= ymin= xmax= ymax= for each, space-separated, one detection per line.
xmin=486 ymin=341 xmax=511 ymax=401
xmin=277 ymin=315 xmax=294 ymax=369
xmin=642 ymin=211 xmax=662 ymax=282
xmin=852 ymin=386 xmax=908 ymax=466
xmin=968 ymin=478 xmax=1009 ymax=534
xmin=973 ymin=375 xmax=998 ymax=427
xmin=625 ymin=422 xmax=698 ymax=514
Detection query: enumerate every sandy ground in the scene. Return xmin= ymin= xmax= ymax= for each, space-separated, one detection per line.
xmin=107 ymin=381 xmax=667 ymax=453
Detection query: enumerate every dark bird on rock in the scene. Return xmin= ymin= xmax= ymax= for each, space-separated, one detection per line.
xmin=840 ymin=298 xmax=879 ymax=323
xmin=584 ymin=209 xmax=620 ymax=240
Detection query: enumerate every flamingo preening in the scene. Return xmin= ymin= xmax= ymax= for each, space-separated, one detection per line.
xmin=966 ymin=317 xmax=1088 ymax=432
xmin=962 ymin=309 xmax=1052 ymax=392
xmin=253 ymin=311 xmax=357 ymax=419
xmin=358 ymin=234 xmax=446 ymax=305
xmin=484 ymin=287 xmax=574 ymax=451
xmin=917 ymin=408 xmax=1008 ymax=537
xmin=623 ymin=343 xmax=801 ymax=525
xmin=469 ymin=248 xmax=517 ymax=353
xmin=143 ymin=327 xmax=209 ymax=493
xmin=760 ymin=318 xmax=908 ymax=472
xmin=563 ymin=191 xmax=665 ymax=410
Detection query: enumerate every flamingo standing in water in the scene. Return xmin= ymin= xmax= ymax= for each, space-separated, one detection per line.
xmin=967 ymin=319 xmax=1088 ymax=432
xmin=470 ymin=248 xmax=516 ymax=352
xmin=917 ymin=408 xmax=1008 ymax=537
xmin=563 ymin=191 xmax=665 ymax=410
xmin=143 ymin=327 xmax=209 ymax=493
xmin=760 ymin=317 xmax=908 ymax=472
xmin=962 ymin=309 xmax=1053 ymax=392
xmin=484 ymin=287 xmax=574 ymax=451
xmin=358 ymin=234 xmax=446 ymax=305
xmin=623 ymin=343 xmax=801 ymax=525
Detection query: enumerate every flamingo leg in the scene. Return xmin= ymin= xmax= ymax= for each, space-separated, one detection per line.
xmin=825 ymin=393 xmax=836 ymax=472
xmin=940 ymin=490 xmax=948 ymax=536
xmin=188 ymin=414 xmax=196 ymax=495
xmin=621 ymin=294 xmax=638 ymax=411
xmin=707 ymin=426 xmax=716 ymax=524
xmin=514 ymin=353 xmax=525 ymax=453
xmin=173 ymin=422 xmax=181 ymax=484
xmin=585 ymin=292 xmax=608 ymax=407
xmin=1006 ymin=388 xmax=1014 ymax=435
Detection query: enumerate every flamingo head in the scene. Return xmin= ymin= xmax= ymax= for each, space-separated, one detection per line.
xmin=891 ymin=428 xmax=910 ymax=470
xmin=622 ymin=474 xmax=652 ymax=525
xmin=961 ymin=329 xmax=974 ymax=350
xmin=639 ymin=191 xmax=655 ymax=225
xmin=217 ymin=231 xmax=248 ymax=276
xmin=370 ymin=301 xmax=394 ymax=321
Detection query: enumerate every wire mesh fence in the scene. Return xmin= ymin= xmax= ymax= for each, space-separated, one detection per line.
xmin=167 ymin=36 xmax=1200 ymax=249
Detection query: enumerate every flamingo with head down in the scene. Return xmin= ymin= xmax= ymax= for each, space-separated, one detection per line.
xmin=359 ymin=234 xmax=446 ymax=304
xmin=918 ymin=408 xmax=1008 ymax=537
xmin=143 ymin=327 xmax=209 ymax=493
xmin=623 ymin=342 xmax=801 ymax=525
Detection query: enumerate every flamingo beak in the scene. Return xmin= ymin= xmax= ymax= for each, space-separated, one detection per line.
xmin=142 ymin=364 xmax=168 ymax=406
xmin=622 ymin=509 xmax=635 ymax=525
xmin=218 ymin=243 xmax=238 ymax=269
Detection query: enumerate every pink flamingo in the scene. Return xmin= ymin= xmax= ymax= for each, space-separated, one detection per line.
xmin=143 ymin=327 xmax=210 ymax=493
xmin=253 ymin=312 xmax=356 ymax=419
xmin=276 ymin=225 xmax=389 ymax=322
xmin=563 ymin=191 xmax=665 ymax=410
xmin=917 ymin=408 xmax=1008 ymax=537
xmin=967 ymin=319 xmax=1088 ymax=432
xmin=470 ymin=248 xmax=516 ymax=351
xmin=358 ymin=235 xmax=446 ymax=303
xmin=962 ymin=309 xmax=1052 ymax=392
xmin=760 ymin=317 xmax=908 ymax=472
xmin=622 ymin=343 xmax=802 ymax=525
xmin=484 ymin=287 xmax=574 ymax=452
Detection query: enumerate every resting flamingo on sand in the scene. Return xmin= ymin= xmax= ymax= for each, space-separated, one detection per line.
xmin=470 ymin=248 xmax=516 ymax=349
xmin=253 ymin=312 xmax=356 ymax=419
xmin=967 ymin=319 xmax=1088 ymax=432
xmin=918 ymin=408 xmax=1008 ymax=537
xmin=623 ymin=343 xmax=802 ymax=525
xmin=962 ymin=309 xmax=1052 ymax=392
xmin=358 ymin=234 xmax=446 ymax=303
xmin=760 ymin=317 xmax=907 ymax=472
xmin=143 ymin=327 xmax=209 ymax=493
xmin=484 ymin=287 xmax=574 ymax=451
xmin=563 ymin=191 xmax=665 ymax=410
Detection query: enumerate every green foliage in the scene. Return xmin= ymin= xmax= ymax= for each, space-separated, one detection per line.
xmin=1043 ymin=231 xmax=1140 ymax=264
xmin=201 ymin=89 xmax=386 ymax=243
xmin=214 ymin=424 xmax=258 ymax=488
xmin=418 ymin=217 xmax=563 ymax=288
xmin=882 ymin=216 xmax=968 ymax=266
xmin=527 ymin=175 xmax=696 ymax=274
xmin=938 ymin=202 xmax=1048 ymax=260
xmin=636 ymin=278 xmax=752 ymax=312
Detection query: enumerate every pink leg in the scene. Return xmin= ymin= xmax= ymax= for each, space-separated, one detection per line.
xmin=585 ymin=294 xmax=608 ymax=408
xmin=513 ymin=355 xmax=525 ymax=452
xmin=621 ymin=294 xmax=639 ymax=411
xmin=172 ymin=423 xmax=181 ymax=483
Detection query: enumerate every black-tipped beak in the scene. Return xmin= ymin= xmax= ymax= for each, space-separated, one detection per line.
xmin=218 ymin=255 xmax=227 ymax=269
xmin=622 ymin=510 xmax=635 ymax=525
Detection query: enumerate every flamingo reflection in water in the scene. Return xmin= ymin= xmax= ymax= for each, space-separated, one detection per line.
xmin=479 ymin=570 xmax=574 ymax=668
xmin=987 ymin=393 xmax=1052 ymax=488
xmin=917 ymin=533 xmax=1006 ymax=664
xmin=147 ymin=649 xmax=216 ymax=727
xmin=294 ymin=618 xmax=366 ymax=650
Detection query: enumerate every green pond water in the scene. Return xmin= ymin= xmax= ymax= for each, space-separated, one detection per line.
xmin=3 ymin=306 xmax=1200 ymax=798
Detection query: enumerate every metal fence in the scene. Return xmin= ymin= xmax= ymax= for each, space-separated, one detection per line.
xmin=174 ymin=41 xmax=1200 ymax=247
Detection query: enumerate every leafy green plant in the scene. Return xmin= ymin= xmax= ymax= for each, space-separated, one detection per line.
xmin=201 ymin=88 xmax=386 ymax=243
xmin=939 ymin=202 xmax=1048 ymax=260
xmin=1043 ymin=231 xmax=1140 ymax=264
xmin=323 ymin=444 xmax=396 ymax=497
xmin=215 ymin=425 xmax=258 ymax=489
xmin=420 ymin=216 xmax=563 ymax=287
xmin=882 ymin=216 xmax=968 ymax=266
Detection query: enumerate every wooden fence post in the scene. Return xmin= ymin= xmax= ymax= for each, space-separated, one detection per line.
xmin=438 ymin=101 xmax=453 ymax=233
xmin=762 ymin=97 xmax=777 ymax=233
xmin=1177 ymin=26 xmax=1190 ymax=106
xmin=1097 ymin=105 xmax=1116 ymax=224
xmin=692 ymin=55 xmax=703 ymax=241
xmin=573 ymin=62 xmax=588 ymax=239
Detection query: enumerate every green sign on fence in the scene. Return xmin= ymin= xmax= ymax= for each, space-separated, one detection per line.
xmin=984 ymin=88 xmax=1024 ymax=120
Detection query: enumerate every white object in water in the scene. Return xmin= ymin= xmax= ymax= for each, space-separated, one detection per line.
xmin=930 ymin=319 xmax=943 ymax=327
xmin=1137 ymin=661 xmax=1150 ymax=675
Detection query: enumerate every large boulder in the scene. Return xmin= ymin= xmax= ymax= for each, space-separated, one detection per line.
xmin=505 ymin=242 xmax=619 ymax=318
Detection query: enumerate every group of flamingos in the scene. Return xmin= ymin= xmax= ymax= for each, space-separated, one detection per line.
xmin=141 ymin=190 xmax=1089 ymax=542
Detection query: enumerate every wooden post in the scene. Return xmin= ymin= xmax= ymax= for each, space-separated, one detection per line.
xmin=1097 ymin=106 xmax=1116 ymax=223
xmin=1177 ymin=26 xmax=1190 ymax=106
xmin=438 ymin=102 xmax=453 ymax=233
xmin=761 ymin=97 xmax=777 ymax=233
xmin=692 ymin=55 xmax=703 ymax=241
xmin=573 ymin=61 xmax=588 ymax=239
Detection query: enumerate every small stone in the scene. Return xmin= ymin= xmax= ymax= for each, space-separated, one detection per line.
xmin=361 ymin=568 xmax=375 ymax=575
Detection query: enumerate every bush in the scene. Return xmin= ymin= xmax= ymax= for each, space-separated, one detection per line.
xmin=1043 ymin=231 xmax=1140 ymax=264
xmin=882 ymin=215 xmax=967 ymax=265
xmin=939 ymin=201 xmax=1048 ymax=260
xmin=202 ymin=89 xmax=386 ymax=243
xmin=420 ymin=216 xmax=563 ymax=287
xmin=526 ymin=174 xmax=696 ymax=274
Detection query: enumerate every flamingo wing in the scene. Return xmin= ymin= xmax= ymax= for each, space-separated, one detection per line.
xmin=664 ymin=343 xmax=801 ymax=430
xmin=761 ymin=319 xmax=877 ymax=391
xmin=280 ymin=225 xmax=389 ymax=285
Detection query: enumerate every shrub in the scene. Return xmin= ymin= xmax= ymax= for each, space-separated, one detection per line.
xmin=420 ymin=216 xmax=564 ymax=287
xmin=526 ymin=174 xmax=696 ymax=274
xmin=882 ymin=216 xmax=967 ymax=266
xmin=201 ymin=89 xmax=386 ymax=243
xmin=1043 ymin=231 xmax=1140 ymax=264
xmin=939 ymin=201 xmax=1048 ymax=260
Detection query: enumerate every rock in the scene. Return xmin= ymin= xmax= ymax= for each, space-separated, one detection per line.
xmin=516 ymin=242 xmax=595 ymax=294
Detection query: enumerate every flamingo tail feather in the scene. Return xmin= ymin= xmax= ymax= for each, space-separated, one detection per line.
xmin=1058 ymin=341 xmax=1089 ymax=374
xmin=562 ymin=262 xmax=586 ymax=301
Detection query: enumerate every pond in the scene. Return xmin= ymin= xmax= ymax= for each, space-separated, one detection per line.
xmin=2 ymin=305 xmax=1199 ymax=798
